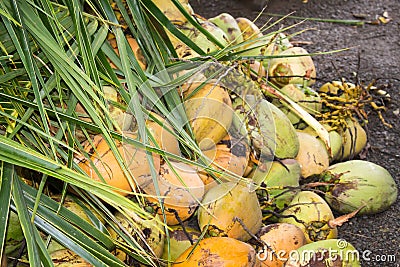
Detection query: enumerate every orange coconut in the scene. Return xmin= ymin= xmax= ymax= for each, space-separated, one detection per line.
xmin=145 ymin=113 xmax=181 ymax=156
xmin=173 ymin=237 xmax=261 ymax=267
xmin=199 ymin=135 xmax=250 ymax=189
xmin=77 ymin=133 xmax=160 ymax=196
xmin=257 ymin=223 xmax=307 ymax=266
xmin=109 ymin=36 xmax=146 ymax=70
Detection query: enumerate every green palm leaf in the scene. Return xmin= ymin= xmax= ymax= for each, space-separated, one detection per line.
xmin=0 ymin=0 xmax=313 ymax=265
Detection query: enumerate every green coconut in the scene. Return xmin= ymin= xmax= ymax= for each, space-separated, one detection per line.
xmin=208 ymin=13 xmax=243 ymax=45
xmin=279 ymin=191 xmax=338 ymax=243
xmin=162 ymin=225 xmax=201 ymax=263
xmin=251 ymin=159 xmax=301 ymax=222
xmin=322 ymin=160 xmax=398 ymax=215
xmin=233 ymin=95 xmax=299 ymax=159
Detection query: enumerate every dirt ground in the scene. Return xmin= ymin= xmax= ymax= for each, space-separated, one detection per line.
xmin=190 ymin=0 xmax=399 ymax=266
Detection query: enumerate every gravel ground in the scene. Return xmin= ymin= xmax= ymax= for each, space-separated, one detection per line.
xmin=190 ymin=0 xmax=399 ymax=266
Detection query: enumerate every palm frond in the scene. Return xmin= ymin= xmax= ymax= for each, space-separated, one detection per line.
xmin=0 ymin=0 xmax=331 ymax=265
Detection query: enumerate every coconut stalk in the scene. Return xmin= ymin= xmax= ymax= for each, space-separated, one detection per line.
xmin=261 ymin=84 xmax=332 ymax=156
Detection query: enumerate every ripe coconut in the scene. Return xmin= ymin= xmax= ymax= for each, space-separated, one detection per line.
xmin=173 ymin=237 xmax=261 ymax=267
xmin=140 ymin=161 xmax=205 ymax=225
xmin=297 ymin=124 xmax=343 ymax=163
xmin=108 ymin=36 xmax=147 ymax=71
xmin=183 ymin=81 xmax=233 ymax=150
xmin=322 ymin=160 xmax=398 ymax=215
xmin=198 ymin=181 xmax=262 ymax=241
xmin=145 ymin=113 xmax=181 ymax=156
xmin=77 ymin=133 xmax=160 ymax=196
xmin=295 ymin=131 xmax=330 ymax=178
xmin=257 ymin=223 xmax=307 ymax=267
xmin=199 ymin=134 xmax=250 ymax=188
xmin=279 ymin=191 xmax=337 ymax=243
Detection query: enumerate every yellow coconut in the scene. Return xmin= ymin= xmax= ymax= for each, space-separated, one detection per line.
xmin=295 ymin=131 xmax=330 ymax=178
xmin=77 ymin=133 xmax=160 ymax=196
xmin=296 ymin=124 xmax=343 ymax=163
xmin=235 ymin=17 xmax=263 ymax=43
xmin=337 ymin=118 xmax=367 ymax=161
xmin=140 ymin=162 xmax=205 ymax=225
xmin=173 ymin=237 xmax=261 ymax=267
xmin=152 ymin=0 xmax=193 ymax=24
xmin=198 ymin=181 xmax=262 ymax=241
xmin=183 ymin=81 xmax=233 ymax=150
xmin=50 ymin=249 xmax=91 ymax=267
